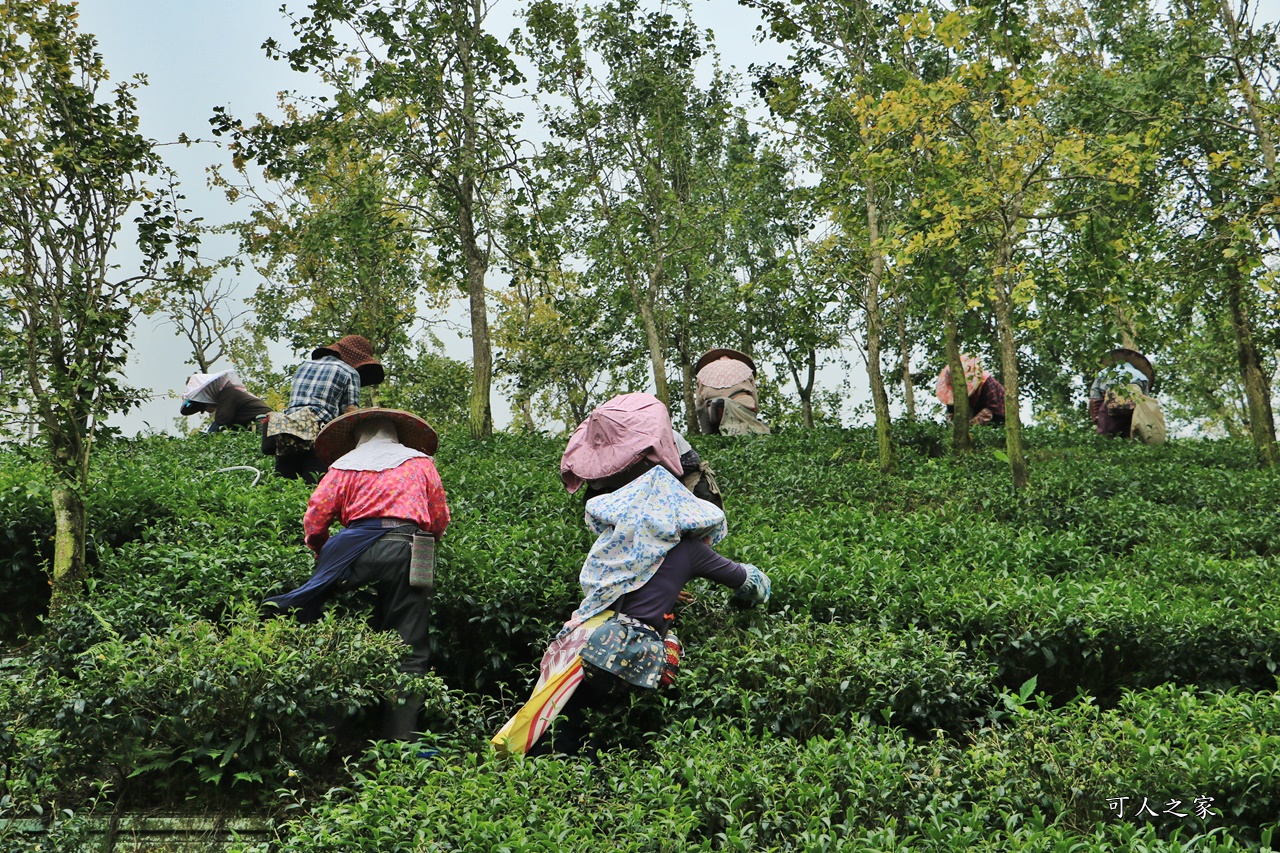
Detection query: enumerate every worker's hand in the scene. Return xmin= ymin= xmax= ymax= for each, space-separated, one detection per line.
xmin=343 ymin=405 xmax=360 ymax=414
xmin=676 ymin=589 xmax=696 ymax=606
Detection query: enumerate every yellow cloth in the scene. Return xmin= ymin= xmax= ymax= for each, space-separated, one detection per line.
xmin=491 ymin=611 xmax=612 ymax=756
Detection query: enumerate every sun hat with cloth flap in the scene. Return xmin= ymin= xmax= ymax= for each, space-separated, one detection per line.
xmin=311 ymin=334 xmax=385 ymax=386
xmin=560 ymin=392 xmax=683 ymax=494
xmin=694 ymin=349 xmax=756 ymax=390
xmin=314 ymin=407 xmax=438 ymax=465
xmin=934 ymin=354 xmax=989 ymax=406
xmin=181 ymin=370 xmax=245 ymax=409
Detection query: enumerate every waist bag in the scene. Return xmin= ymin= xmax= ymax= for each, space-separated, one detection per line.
xmin=581 ymin=613 xmax=681 ymax=691
xmin=265 ymin=407 xmax=322 ymax=457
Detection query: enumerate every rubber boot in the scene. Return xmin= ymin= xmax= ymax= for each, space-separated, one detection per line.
xmin=383 ymin=692 xmax=424 ymax=742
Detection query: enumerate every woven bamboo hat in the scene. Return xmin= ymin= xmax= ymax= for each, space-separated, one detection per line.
xmin=1102 ymin=348 xmax=1155 ymax=386
xmin=311 ymin=335 xmax=385 ymax=386
xmin=314 ymin=408 xmax=437 ymax=464
xmin=694 ymin=348 xmax=756 ymax=375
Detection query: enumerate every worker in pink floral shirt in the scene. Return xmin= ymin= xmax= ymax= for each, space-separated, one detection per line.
xmin=264 ymin=408 xmax=448 ymax=740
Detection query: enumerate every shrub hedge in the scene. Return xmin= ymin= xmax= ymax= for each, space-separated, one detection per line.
xmin=1 ymin=424 xmax=1278 ymax=848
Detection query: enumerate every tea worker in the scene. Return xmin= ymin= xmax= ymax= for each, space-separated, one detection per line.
xmin=178 ymin=370 xmax=272 ymax=433
xmin=263 ymin=408 xmax=449 ymax=741
xmin=694 ymin=348 xmax=770 ymax=436
xmin=566 ymin=393 xmax=723 ymax=509
xmin=493 ymin=392 xmax=770 ymax=758
xmin=1088 ymin=348 xmax=1155 ymax=439
xmin=265 ymin=334 xmax=384 ymax=483
xmin=935 ymin=353 xmax=1006 ymax=426
xmin=672 ymin=427 xmax=723 ymax=510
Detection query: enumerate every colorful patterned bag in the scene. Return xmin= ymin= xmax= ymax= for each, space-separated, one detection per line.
xmin=265 ymin=407 xmax=322 ymax=457
xmin=580 ymin=613 xmax=681 ymax=691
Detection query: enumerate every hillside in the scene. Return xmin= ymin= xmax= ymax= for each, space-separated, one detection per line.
xmin=2 ymin=425 xmax=1279 ymax=850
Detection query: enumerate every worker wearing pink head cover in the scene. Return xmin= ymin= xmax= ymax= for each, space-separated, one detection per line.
xmin=560 ymin=392 xmax=683 ymax=496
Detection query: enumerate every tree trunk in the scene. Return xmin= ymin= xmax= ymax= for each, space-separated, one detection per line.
xmin=895 ymin=295 xmax=915 ymax=418
xmin=864 ymin=185 xmax=895 ymax=473
xmin=679 ymin=267 xmax=698 ymax=433
xmin=992 ymin=237 xmax=1028 ymax=489
xmin=1225 ymin=261 xmax=1279 ymax=466
xmin=1111 ymin=303 xmax=1139 ymax=350
xmin=518 ymin=396 xmax=537 ymax=432
xmin=463 ymin=226 xmax=492 ymax=438
xmin=48 ymin=435 xmax=89 ymax=614
xmin=802 ymin=347 xmax=816 ymax=428
xmin=49 ymin=484 xmax=87 ymax=613
xmin=460 ymin=0 xmax=492 ymax=438
xmin=944 ymin=305 xmax=972 ymax=453
xmin=634 ymin=264 xmax=669 ymax=406
xmin=1217 ymin=0 xmax=1280 ymax=466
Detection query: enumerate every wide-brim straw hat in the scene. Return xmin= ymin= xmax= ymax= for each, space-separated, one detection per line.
xmin=1102 ymin=347 xmax=1155 ymax=386
xmin=314 ymin=408 xmax=438 ymax=464
xmin=311 ymin=335 xmax=385 ymax=386
xmin=694 ymin=348 xmax=756 ymax=376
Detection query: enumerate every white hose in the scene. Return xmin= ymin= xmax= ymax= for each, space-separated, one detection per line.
xmin=213 ymin=465 xmax=263 ymax=487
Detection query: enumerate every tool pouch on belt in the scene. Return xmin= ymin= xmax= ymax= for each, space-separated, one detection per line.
xmin=580 ymin=613 xmax=678 ymax=691
xmin=408 ymin=531 xmax=436 ymax=592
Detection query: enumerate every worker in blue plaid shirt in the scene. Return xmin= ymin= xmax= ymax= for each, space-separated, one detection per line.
xmin=267 ymin=335 xmax=385 ymax=483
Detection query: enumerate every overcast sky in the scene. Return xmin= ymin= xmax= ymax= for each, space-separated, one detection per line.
xmin=76 ymin=0 xmax=1280 ymax=435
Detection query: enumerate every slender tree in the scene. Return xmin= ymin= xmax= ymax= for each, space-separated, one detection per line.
xmin=744 ymin=0 xmax=954 ymax=471
xmin=0 ymin=0 xmax=193 ymax=609
xmin=215 ymin=0 xmax=527 ymax=437
xmin=522 ymin=0 xmax=730 ymax=409
xmin=212 ymin=128 xmax=427 ymax=383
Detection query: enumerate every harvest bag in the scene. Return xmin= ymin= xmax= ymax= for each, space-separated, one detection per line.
xmin=1131 ymin=392 xmax=1167 ymax=446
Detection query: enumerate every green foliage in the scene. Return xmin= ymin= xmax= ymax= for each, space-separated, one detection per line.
xmin=675 ymin=618 xmax=995 ymax=739
xmin=7 ymin=607 xmax=436 ymax=797
xmin=376 ymin=346 xmax=473 ymax=434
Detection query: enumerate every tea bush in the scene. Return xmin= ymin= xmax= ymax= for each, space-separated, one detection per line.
xmin=3 ymin=424 xmax=1280 ymax=846
xmin=233 ymin=722 xmax=1275 ymax=852
xmin=674 ymin=618 xmax=995 ymax=738
xmin=4 ymin=607 xmax=445 ymax=805
xmin=0 ymin=461 xmax=54 ymax=641
xmin=957 ymin=683 xmax=1280 ymax=839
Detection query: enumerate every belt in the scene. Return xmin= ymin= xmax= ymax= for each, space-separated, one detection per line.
xmin=375 ymin=519 xmax=423 ymax=544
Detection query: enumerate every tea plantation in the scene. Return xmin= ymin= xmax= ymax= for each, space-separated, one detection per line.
xmin=2 ymin=425 xmax=1280 ymax=850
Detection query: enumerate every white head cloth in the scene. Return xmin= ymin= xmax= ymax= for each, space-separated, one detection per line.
xmin=183 ymin=370 xmax=244 ymax=405
xmin=671 ymin=427 xmax=693 ymax=456
xmin=329 ymin=417 xmax=426 ymax=472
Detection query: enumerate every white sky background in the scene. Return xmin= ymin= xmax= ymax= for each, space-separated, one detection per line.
xmin=77 ymin=0 xmax=1280 ymax=435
